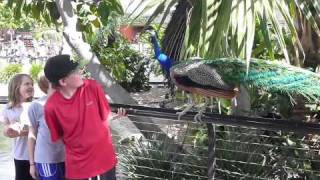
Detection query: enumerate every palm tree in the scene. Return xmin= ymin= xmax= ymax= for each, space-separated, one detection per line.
xmin=137 ymin=0 xmax=320 ymax=68
xmin=294 ymin=0 xmax=320 ymax=70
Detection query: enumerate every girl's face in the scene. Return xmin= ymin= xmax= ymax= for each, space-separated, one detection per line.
xmin=19 ymin=76 xmax=34 ymax=102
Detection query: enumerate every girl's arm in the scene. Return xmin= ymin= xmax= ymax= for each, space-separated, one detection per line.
xmin=28 ymin=125 xmax=38 ymax=179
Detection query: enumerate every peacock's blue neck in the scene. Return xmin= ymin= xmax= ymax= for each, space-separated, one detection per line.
xmin=150 ymin=35 xmax=172 ymax=74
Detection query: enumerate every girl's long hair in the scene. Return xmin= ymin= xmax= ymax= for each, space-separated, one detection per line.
xmin=8 ymin=74 xmax=33 ymax=108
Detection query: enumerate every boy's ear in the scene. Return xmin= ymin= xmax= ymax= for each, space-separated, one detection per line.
xmin=58 ymin=78 xmax=66 ymax=87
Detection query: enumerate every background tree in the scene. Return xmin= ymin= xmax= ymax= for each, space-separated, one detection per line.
xmin=5 ymin=0 xmax=178 ymax=140
xmin=6 ymin=0 xmax=139 ymax=104
xmin=0 ymin=3 xmax=37 ymax=30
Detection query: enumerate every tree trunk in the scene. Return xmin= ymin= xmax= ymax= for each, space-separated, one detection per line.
xmin=55 ymin=0 xmax=134 ymax=104
xmin=54 ymin=0 xmax=169 ymax=140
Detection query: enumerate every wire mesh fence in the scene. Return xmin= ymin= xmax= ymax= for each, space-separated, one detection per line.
xmin=1 ymin=98 xmax=319 ymax=179
xmin=111 ymin=104 xmax=320 ymax=180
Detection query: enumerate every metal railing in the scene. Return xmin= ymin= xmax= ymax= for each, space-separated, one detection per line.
xmin=1 ymin=98 xmax=319 ymax=179
xmin=111 ymin=103 xmax=320 ymax=180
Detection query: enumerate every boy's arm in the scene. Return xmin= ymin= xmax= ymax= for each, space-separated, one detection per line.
xmin=95 ymin=81 xmax=111 ymax=122
xmin=27 ymin=103 xmax=38 ymax=165
xmin=27 ymin=125 xmax=37 ymax=165
xmin=27 ymin=125 xmax=38 ymax=179
xmin=94 ymin=81 xmax=127 ymax=122
xmin=44 ymin=105 xmax=63 ymax=142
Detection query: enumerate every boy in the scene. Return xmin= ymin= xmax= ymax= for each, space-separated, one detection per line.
xmin=44 ymin=54 xmax=124 ymax=180
xmin=27 ymin=76 xmax=65 ymax=180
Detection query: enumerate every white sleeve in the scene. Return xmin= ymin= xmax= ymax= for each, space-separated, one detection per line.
xmin=0 ymin=105 xmax=9 ymax=123
xmin=20 ymin=102 xmax=32 ymax=126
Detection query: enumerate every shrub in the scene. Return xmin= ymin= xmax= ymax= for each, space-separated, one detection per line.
xmin=0 ymin=64 xmax=22 ymax=83
xmin=90 ymin=27 xmax=151 ymax=92
xmin=29 ymin=63 xmax=43 ymax=81
xmin=118 ymin=137 xmax=206 ymax=179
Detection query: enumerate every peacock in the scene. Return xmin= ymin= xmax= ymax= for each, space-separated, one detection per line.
xmin=149 ymin=30 xmax=172 ymax=77
xmin=170 ymin=58 xmax=320 ymax=103
xmin=171 ymin=58 xmax=320 ymax=120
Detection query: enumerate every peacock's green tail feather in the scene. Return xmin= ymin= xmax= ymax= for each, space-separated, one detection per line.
xmin=171 ymin=58 xmax=320 ymax=102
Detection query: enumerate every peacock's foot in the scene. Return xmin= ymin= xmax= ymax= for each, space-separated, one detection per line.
xmin=177 ymin=103 xmax=194 ymax=121
xmin=194 ymin=110 xmax=205 ymax=123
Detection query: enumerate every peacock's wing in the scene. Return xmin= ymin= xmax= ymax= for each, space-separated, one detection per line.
xmin=170 ymin=60 xmax=235 ymax=91
xmin=198 ymin=58 xmax=320 ymax=102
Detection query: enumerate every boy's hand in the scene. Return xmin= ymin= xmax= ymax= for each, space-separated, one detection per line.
xmin=29 ymin=164 xmax=38 ymax=179
xmin=117 ymin=107 xmax=127 ymax=116
xmin=111 ymin=108 xmax=127 ymax=120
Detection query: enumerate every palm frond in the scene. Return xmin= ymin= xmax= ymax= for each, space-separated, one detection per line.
xmin=132 ymin=0 xmax=320 ymax=67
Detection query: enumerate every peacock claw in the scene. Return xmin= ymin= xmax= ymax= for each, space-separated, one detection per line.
xmin=177 ymin=112 xmax=184 ymax=121
xmin=194 ymin=112 xmax=204 ymax=123
xmin=177 ymin=103 xmax=194 ymax=121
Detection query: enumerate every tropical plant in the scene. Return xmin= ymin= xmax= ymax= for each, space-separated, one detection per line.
xmin=91 ymin=27 xmax=151 ymax=92
xmin=6 ymin=0 xmax=123 ymax=37
xmin=0 ymin=63 xmax=22 ymax=83
xmin=118 ymin=137 xmax=206 ymax=179
xmin=134 ymin=0 xmax=320 ymax=67
xmin=0 ymin=3 xmax=38 ymax=30
xmin=29 ymin=63 xmax=43 ymax=82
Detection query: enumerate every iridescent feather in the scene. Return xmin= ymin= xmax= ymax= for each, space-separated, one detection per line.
xmin=170 ymin=58 xmax=320 ymax=103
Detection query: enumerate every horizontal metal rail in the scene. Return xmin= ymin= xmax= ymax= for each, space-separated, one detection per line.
xmin=2 ymin=97 xmax=318 ymax=135
xmin=110 ymin=103 xmax=320 ymax=135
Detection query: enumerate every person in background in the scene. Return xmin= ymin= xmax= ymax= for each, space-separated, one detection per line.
xmin=28 ymin=76 xmax=65 ymax=180
xmin=1 ymin=74 xmax=34 ymax=180
xmin=44 ymin=54 xmax=126 ymax=180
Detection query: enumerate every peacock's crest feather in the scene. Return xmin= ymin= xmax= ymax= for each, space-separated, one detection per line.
xmin=170 ymin=58 xmax=320 ymax=102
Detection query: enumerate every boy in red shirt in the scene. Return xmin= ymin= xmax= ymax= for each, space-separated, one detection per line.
xmin=44 ymin=54 xmax=125 ymax=180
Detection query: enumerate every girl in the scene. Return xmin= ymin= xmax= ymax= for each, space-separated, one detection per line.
xmin=1 ymin=73 xmax=34 ymax=180
xmin=28 ymin=76 xmax=65 ymax=180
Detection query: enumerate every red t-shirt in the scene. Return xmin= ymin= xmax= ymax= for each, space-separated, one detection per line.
xmin=44 ymin=79 xmax=117 ymax=179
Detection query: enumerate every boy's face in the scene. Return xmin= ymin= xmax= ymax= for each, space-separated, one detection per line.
xmin=61 ymin=68 xmax=84 ymax=89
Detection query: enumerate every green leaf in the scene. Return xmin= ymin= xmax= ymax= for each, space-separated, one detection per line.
xmin=7 ymin=0 xmax=14 ymax=8
xmin=295 ymin=0 xmax=320 ymax=36
xmin=43 ymin=9 xmax=52 ymax=26
xmin=87 ymin=14 xmax=97 ymax=21
xmin=47 ymin=2 xmax=60 ymax=20
xmin=261 ymin=0 xmax=290 ymax=63
xmin=245 ymin=0 xmax=256 ymax=73
xmin=206 ymin=0 xmax=232 ymax=58
xmin=98 ymin=1 xmax=110 ymax=26
xmin=91 ymin=18 xmax=101 ymax=28
xmin=143 ymin=1 xmax=166 ymax=28
xmin=131 ymin=0 xmax=165 ymax=23
xmin=258 ymin=13 xmax=275 ymax=60
xmin=14 ymin=0 xmax=25 ymax=19
xmin=157 ymin=0 xmax=178 ymax=29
